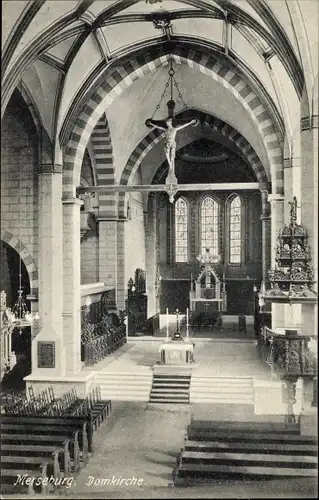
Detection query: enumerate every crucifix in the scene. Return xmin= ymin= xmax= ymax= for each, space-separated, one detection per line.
xmin=145 ymin=99 xmax=198 ymax=196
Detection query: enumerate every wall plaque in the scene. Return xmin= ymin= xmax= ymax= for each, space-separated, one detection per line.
xmin=37 ymin=341 xmax=55 ymax=368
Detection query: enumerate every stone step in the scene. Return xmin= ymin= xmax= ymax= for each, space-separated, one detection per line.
xmin=191 ymin=381 xmax=252 ymax=387
xmin=100 ymin=395 xmax=149 ymax=401
xmin=153 ymin=383 xmax=190 ymax=389
xmin=177 ymin=463 xmax=317 ymax=478
xmin=151 ymin=388 xmax=189 ymax=393
xmin=190 ymin=397 xmax=254 ymax=404
xmin=97 ymin=383 xmax=151 ymax=389
xmin=149 ymin=399 xmax=189 ymax=404
xmin=190 ymin=387 xmax=253 ymax=394
xmin=184 ymin=440 xmax=318 ymax=455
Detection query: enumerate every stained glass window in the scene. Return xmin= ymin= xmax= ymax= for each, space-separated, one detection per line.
xmin=229 ymin=195 xmax=241 ymax=264
xmin=200 ymin=196 xmax=219 ymax=257
xmin=175 ymin=197 xmax=188 ymax=262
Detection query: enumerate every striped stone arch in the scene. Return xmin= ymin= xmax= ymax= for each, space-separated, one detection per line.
xmin=63 ymin=45 xmax=283 ymax=200
xmin=1 ymin=230 xmax=38 ymax=296
xmin=118 ymin=113 xmax=270 ymax=217
xmin=90 ymin=114 xmax=116 ymax=217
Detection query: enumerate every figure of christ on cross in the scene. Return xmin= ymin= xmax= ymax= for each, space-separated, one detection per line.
xmin=145 ymin=100 xmax=198 ymax=181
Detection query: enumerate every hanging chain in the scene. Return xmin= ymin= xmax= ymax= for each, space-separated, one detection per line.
xmin=150 ymin=57 xmax=188 ymax=119
xmin=151 ymin=76 xmax=170 ymax=119
xmin=172 ymin=75 xmax=188 ymax=110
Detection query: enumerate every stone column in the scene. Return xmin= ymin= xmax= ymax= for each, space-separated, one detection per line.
xmin=301 ymin=114 xmax=318 ymax=336
xmin=268 ymin=193 xmax=285 ymax=329
xmin=145 ymin=194 xmax=157 ymax=318
xmin=62 ymin=198 xmax=83 ymax=374
xmin=31 ymin=164 xmax=65 ymax=376
xmin=97 ymin=217 xmax=118 ymax=300
xmin=117 ymin=219 xmax=125 ymax=311
xmin=260 ymin=190 xmax=271 ymax=285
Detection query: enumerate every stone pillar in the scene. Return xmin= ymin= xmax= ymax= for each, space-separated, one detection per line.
xmin=268 ymin=193 xmax=285 ymax=329
xmin=117 ymin=219 xmax=125 ymax=311
xmin=30 ymin=164 xmax=65 ymax=376
xmin=301 ymin=114 xmax=318 ymax=336
xmin=145 ymin=194 xmax=157 ymax=318
xmin=97 ymin=218 xmax=118 ymax=300
xmin=260 ymin=190 xmax=271 ymax=285
xmin=62 ymin=198 xmax=83 ymax=374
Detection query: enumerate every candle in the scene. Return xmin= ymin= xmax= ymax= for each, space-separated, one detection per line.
xmin=223 ymin=273 xmax=225 ymax=282
xmin=166 ymin=308 xmax=169 ymax=338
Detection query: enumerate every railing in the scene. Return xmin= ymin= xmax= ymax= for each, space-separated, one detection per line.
xmin=259 ymin=327 xmax=317 ymax=377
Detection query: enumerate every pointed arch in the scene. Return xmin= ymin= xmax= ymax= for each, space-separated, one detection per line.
xmin=89 ymin=113 xmax=116 ymax=217
xmin=1 ymin=230 xmax=38 ymax=297
xmin=63 ymin=44 xmax=283 ymax=200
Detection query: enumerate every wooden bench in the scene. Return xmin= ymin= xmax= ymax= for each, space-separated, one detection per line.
xmin=187 ymin=420 xmax=301 ymax=436
xmin=1 ymin=458 xmax=53 ymax=495
xmin=186 ymin=430 xmax=316 ymax=444
xmin=184 ymin=439 xmax=319 ymax=456
xmin=1 ymin=441 xmax=72 ymax=476
xmin=2 ymin=415 xmax=90 ymax=457
xmin=1 ymin=426 xmax=81 ymax=472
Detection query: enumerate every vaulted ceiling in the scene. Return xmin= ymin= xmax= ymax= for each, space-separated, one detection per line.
xmin=2 ymin=0 xmax=318 ymax=177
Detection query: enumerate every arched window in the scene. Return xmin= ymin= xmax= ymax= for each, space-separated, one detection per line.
xmin=229 ymin=195 xmax=241 ymax=264
xmin=175 ymin=197 xmax=188 ymax=262
xmin=200 ymin=196 xmax=219 ymax=257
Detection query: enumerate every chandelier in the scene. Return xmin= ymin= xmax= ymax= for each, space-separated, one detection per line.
xmin=2 ymin=248 xmax=39 ymax=332
xmin=145 ymin=57 xmax=198 ymax=203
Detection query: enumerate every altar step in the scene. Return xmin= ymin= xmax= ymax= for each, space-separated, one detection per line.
xmin=149 ymin=375 xmax=191 ymax=404
xmin=190 ymin=376 xmax=254 ymax=405
xmin=94 ymin=372 xmax=153 ymax=401
xmin=175 ymin=422 xmax=318 ymax=485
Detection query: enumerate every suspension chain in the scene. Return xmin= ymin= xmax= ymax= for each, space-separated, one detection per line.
xmin=151 ymin=76 xmax=170 ymax=119
xmin=150 ymin=58 xmax=188 ymax=119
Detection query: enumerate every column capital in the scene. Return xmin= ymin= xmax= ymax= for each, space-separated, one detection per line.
xmin=38 ymin=164 xmax=62 ymax=174
xmin=268 ymin=194 xmax=285 ymax=203
xmin=62 ymin=198 xmax=83 ymax=206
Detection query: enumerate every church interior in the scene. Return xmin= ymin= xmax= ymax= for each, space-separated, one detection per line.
xmin=1 ymin=0 xmax=318 ymax=497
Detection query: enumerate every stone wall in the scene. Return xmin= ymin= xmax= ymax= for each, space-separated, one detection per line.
xmin=1 ymin=93 xmax=38 ymax=267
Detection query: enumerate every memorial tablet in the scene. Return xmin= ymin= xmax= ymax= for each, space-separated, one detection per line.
xmin=37 ymin=341 xmax=55 ymax=368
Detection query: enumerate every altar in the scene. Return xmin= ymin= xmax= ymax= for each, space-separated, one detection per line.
xmin=190 ymin=248 xmax=227 ymax=328
xmin=159 ymin=333 xmax=194 ymax=364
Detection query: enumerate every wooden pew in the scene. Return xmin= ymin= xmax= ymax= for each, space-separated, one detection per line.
xmin=1 ymin=427 xmax=81 ymax=473
xmin=1 ymin=416 xmax=88 ymax=464
xmin=1 ymin=459 xmax=51 ymax=495
xmin=1 ymin=440 xmax=72 ymax=476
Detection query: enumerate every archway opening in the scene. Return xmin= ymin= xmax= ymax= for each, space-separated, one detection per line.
xmin=0 ymin=240 xmax=31 ymax=390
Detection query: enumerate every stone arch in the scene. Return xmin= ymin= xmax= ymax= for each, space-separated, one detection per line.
xmin=90 ymin=114 xmax=116 ymax=217
xmin=118 ymin=112 xmax=270 ymax=217
xmin=1 ymin=230 xmax=38 ymax=297
xmin=63 ymin=45 xmax=283 ymax=200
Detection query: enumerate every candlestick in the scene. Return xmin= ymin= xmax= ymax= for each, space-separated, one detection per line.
xmin=186 ymin=308 xmax=189 ymax=339
xmin=166 ymin=308 xmax=169 ymax=338
xmin=125 ymin=313 xmax=129 ymax=341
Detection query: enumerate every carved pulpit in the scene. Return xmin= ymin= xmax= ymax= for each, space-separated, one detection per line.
xmin=190 ymin=248 xmax=227 ymax=327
